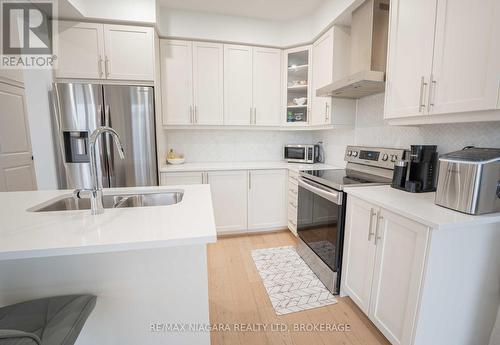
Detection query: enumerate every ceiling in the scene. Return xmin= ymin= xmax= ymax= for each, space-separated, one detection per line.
xmin=158 ymin=0 xmax=326 ymax=21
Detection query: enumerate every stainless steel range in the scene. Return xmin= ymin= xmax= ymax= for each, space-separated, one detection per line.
xmin=296 ymin=145 xmax=405 ymax=294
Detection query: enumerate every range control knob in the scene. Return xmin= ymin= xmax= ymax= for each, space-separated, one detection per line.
xmin=382 ymin=154 xmax=389 ymax=161
xmin=347 ymin=151 xmax=352 ymax=156
xmin=391 ymin=155 xmax=398 ymax=162
xmin=352 ymin=151 xmax=358 ymax=157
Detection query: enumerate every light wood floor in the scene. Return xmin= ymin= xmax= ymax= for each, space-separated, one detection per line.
xmin=207 ymin=230 xmax=391 ymax=345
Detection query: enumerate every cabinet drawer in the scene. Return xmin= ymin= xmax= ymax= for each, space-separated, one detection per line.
xmin=288 ymin=193 xmax=298 ymax=209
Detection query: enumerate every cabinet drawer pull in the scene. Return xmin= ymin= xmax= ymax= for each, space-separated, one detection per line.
xmin=418 ymin=76 xmax=428 ymax=113
xmin=104 ymin=56 xmax=110 ymax=77
xmin=428 ymin=75 xmax=437 ymax=111
xmin=374 ymin=213 xmax=383 ymax=245
xmin=98 ymin=55 xmax=103 ymax=77
xmin=368 ymin=209 xmax=376 ymax=241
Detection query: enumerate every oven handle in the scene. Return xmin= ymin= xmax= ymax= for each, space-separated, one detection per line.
xmin=298 ymin=177 xmax=343 ymax=205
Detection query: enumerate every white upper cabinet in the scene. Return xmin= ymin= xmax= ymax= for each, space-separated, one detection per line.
xmin=161 ymin=40 xmax=194 ymax=125
xmin=103 ymin=25 xmax=154 ymax=81
xmin=161 ymin=40 xmax=224 ymax=126
xmin=55 ymin=21 xmax=154 ymax=81
xmin=430 ymin=0 xmax=500 ymax=114
xmin=384 ymin=0 xmax=437 ymax=118
xmin=56 ymin=22 xmax=105 ymax=79
xmin=192 ymin=42 xmax=224 ymax=125
xmin=311 ymin=29 xmax=334 ymax=125
xmin=311 ymin=27 xmax=356 ymax=127
xmin=247 ymin=170 xmax=287 ymax=231
xmin=385 ymin=0 xmax=500 ymax=121
xmin=252 ymin=47 xmax=282 ymax=126
xmin=224 ymin=44 xmax=253 ymax=125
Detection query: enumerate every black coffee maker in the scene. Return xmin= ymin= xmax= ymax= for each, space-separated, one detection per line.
xmin=391 ymin=145 xmax=438 ymax=193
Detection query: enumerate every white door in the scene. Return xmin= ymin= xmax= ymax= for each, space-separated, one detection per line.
xmin=252 ymin=47 xmax=281 ymax=126
xmin=160 ymin=40 xmax=194 ymax=125
xmin=0 ymin=83 xmax=37 ymax=191
xmin=342 ymin=196 xmax=378 ymax=314
xmin=56 ymin=22 xmax=105 ymax=79
xmin=103 ymin=25 xmax=154 ymax=81
xmin=192 ymin=42 xmax=224 ymax=125
xmin=384 ymin=0 xmax=437 ymax=119
xmin=369 ymin=209 xmax=429 ymax=345
xmin=224 ymin=45 xmax=253 ymax=125
xmin=0 ymin=69 xmax=23 ymax=86
xmin=160 ymin=172 xmax=204 ymax=186
xmin=247 ymin=170 xmax=287 ymax=231
xmin=430 ymin=0 xmax=500 ymax=114
xmin=207 ymin=170 xmax=248 ymax=233
xmin=311 ymin=28 xmax=333 ymax=125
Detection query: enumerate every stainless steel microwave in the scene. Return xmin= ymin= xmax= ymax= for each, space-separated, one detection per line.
xmin=284 ymin=145 xmax=316 ymax=163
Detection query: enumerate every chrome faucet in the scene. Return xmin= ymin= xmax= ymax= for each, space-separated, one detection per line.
xmin=74 ymin=126 xmax=125 ymax=215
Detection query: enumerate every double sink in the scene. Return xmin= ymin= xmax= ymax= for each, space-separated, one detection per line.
xmin=29 ymin=191 xmax=184 ymax=212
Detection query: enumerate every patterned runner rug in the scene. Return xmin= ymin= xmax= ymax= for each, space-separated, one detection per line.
xmin=251 ymin=245 xmax=337 ymax=315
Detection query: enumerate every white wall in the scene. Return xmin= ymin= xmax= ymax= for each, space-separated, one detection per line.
xmin=157 ymin=0 xmax=360 ymax=47
xmin=316 ymin=93 xmax=500 ymax=166
xmin=23 ymin=70 xmax=59 ymax=190
xmin=64 ymin=0 xmax=156 ymax=23
xmin=161 ymin=130 xmax=315 ymax=164
xmin=157 ymin=7 xmax=312 ymax=47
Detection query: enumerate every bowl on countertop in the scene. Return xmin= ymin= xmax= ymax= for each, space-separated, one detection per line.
xmin=167 ymin=157 xmax=186 ymax=165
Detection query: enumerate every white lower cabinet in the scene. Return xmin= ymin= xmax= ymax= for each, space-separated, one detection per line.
xmin=343 ymin=196 xmax=429 ymax=345
xmin=160 ymin=169 xmax=288 ymax=234
xmin=248 ymin=170 xmax=287 ymax=231
xmin=159 ymin=171 xmax=204 ymax=186
xmin=206 ymin=171 xmax=248 ymax=234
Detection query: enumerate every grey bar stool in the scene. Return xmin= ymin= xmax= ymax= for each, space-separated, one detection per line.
xmin=0 ymin=295 xmax=96 ymax=345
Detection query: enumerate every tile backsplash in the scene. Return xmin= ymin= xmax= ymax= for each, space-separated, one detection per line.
xmin=161 ymin=129 xmax=315 ymax=163
xmin=317 ymin=93 xmax=500 ymax=166
xmin=162 ymin=94 xmax=500 ymax=166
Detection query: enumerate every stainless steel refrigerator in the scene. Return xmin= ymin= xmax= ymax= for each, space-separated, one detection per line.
xmin=53 ymin=83 xmax=158 ymax=189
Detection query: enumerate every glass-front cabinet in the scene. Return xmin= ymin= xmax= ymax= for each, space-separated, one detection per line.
xmin=283 ymin=46 xmax=312 ymax=126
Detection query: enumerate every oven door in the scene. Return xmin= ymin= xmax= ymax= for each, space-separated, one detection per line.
xmin=296 ymin=176 xmax=345 ymax=293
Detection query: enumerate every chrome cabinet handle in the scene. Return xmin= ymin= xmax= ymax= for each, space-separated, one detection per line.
xmin=189 ymin=106 xmax=193 ymax=124
xmin=104 ymin=56 xmax=110 ymax=77
xmin=367 ymin=209 xmax=376 ymax=241
xmin=324 ymin=102 xmax=330 ymax=122
xmin=248 ymin=171 xmax=251 ymax=189
xmin=428 ymin=74 xmax=436 ymax=111
xmin=250 ymin=107 xmax=253 ymax=124
xmin=418 ymin=76 xmax=428 ymax=112
xmin=98 ymin=55 xmax=103 ymax=78
xmin=374 ymin=212 xmax=384 ymax=245
xmin=253 ymin=107 xmax=257 ymax=124
xmin=194 ymin=106 xmax=198 ymax=124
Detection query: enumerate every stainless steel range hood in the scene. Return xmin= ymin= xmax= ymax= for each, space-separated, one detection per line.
xmin=317 ymin=0 xmax=389 ymax=99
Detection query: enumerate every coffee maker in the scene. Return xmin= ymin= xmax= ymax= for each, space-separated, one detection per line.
xmin=391 ymin=145 xmax=438 ymax=193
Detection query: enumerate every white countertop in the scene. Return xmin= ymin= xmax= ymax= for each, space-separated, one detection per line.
xmin=344 ymin=185 xmax=500 ymax=230
xmin=159 ymin=161 xmax=338 ymax=172
xmin=0 ymin=185 xmax=217 ymax=261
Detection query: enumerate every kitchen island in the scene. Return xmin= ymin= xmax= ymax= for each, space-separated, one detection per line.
xmin=0 ymin=185 xmax=216 ymax=345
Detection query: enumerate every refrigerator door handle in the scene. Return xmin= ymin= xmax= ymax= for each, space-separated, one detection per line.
xmin=104 ymin=104 xmax=114 ymax=186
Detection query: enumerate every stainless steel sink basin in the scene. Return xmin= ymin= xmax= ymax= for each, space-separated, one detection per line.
xmin=29 ymin=191 xmax=184 ymax=212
